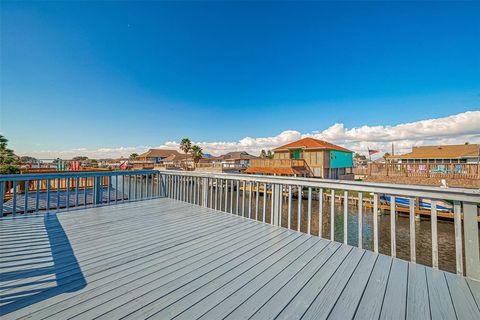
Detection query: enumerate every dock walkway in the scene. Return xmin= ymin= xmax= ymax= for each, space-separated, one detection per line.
xmin=1 ymin=198 xmax=479 ymax=319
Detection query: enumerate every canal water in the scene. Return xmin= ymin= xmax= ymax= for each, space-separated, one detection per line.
xmin=211 ymin=188 xmax=460 ymax=273
xmin=120 ymin=177 xmax=461 ymax=273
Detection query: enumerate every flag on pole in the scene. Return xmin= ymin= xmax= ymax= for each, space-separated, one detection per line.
xmin=368 ymin=148 xmax=380 ymax=156
xmin=119 ymin=160 xmax=129 ymax=170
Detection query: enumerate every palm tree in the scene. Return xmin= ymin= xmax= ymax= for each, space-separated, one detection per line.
xmin=129 ymin=153 xmax=138 ymax=160
xmin=0 ymin=134 xmax=19 ymax=165
xmin=0 ymin=135 xmax=8 ymax=149
xmin=191 ymin=145 xmax=203 ymax=168
xmin=180 ymin=138 xmax=192 ymax=169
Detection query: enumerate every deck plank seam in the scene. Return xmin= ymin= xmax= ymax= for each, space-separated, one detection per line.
xmin=0 ymin=218 xmax=255 ymax=300
xmin=466 ymin=280 xmax=480 ymax=312
xmin=0 ymin=208 xmax=228 ymax=260
xmin=0 ymin=225 xmax=274 ymax=318
xmin=113 ymin=231 xmax=304 ymax=319
xmin=327 ymin=252 xmax=378 ymax=320
xmin=6 ymin=222 xmax=270 ymax=319
xmin=247 ymin=242 xmax=342 ymax=320
xmin=423 ymin=265 xmax=433 ymax=320
xmin=300 ymin=247 xmax=365 ymax=320
xmin=214 ymin=240 xmax=337 ymax=320
xmin=362 ymin=256 xmax=393 ymax=320
xmin=79 ymin=230 xmax=294 ymax=319
xmin=274 ymin=246 xmax=353 ymax=320
xmin=443 ymin=271 xmax=460 ymax=319
xmin=146 ymin=235 xmax=321 ymax=319
xmin=0 ymin=212 xmax=244 ymax=284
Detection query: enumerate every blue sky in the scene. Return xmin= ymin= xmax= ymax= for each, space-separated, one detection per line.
xmin=1 ymin=1 xmax=479 ymax=157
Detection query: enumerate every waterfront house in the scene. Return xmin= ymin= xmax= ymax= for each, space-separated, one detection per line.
xmin=162 ymin=153 xmax=194 ymax=169
xmin=245 ymin=137 xmax=354 ymax=179
xmin=360 ymin=144 xmax=480 ymax=188
xmin=136 ymin=149 xmax=183 ymax=164
xmin=197 ymin=151 xmax=258 ymax=173
xmin=388 ymin=143 xmax=480 ymax=164
xmin=202 ymin=151 xmax=257 ymax=167
xmin=386 ymin=143 xmax=480 ymax=178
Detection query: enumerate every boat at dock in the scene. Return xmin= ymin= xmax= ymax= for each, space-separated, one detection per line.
xmin=380 ymin=195 xmax=453 ymax=212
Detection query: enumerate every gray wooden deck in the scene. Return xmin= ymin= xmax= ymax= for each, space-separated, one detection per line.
xmin=1 ymin=198 xmax=479 ymax=319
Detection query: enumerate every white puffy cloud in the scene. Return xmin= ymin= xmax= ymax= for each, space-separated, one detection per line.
xmin=20 ymin=111 xmax=480 ymax=159
xmin=305 ymin=110 xmax=480 ymax=155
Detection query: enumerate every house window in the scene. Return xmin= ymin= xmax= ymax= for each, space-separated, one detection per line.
xmin=292 ymin=149 xmax=302 ymax=160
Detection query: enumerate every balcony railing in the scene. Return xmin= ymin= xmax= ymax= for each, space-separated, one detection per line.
xmin=0 ymin=170 xmax=162 ymax=216
xmin=250 ymin=159 xmax=307 ymax=167
xmin=354 ymin=162 xmax=480 ymax=179
xmin=159 ymin=171 xmax=480 ymax=280
xmin=1 ymin=170 xmax=479 ymax=280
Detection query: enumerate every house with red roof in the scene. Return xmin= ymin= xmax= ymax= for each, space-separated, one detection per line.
xmin=245 ymin=137 xmax=354 ymax=179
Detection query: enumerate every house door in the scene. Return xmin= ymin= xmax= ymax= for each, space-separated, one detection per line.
xmin=293 ymin=149 xmax=302 ymax=160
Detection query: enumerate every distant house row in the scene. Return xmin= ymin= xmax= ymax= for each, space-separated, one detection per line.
xmin=135 ymin=137 xmax=355 ymax=179
xmin=199 ymin=151 xmax=259 ymax=172
xmin=125 ymin=139 xmax=480 ymax=185
xmin=135 ymin=149 xmax=258 ymax=172
xmin=136 ymin=149 xmax=186 ymax=164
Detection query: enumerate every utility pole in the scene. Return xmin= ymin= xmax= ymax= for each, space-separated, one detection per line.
xmin=477 ymin=144 xmax=480 ymax=179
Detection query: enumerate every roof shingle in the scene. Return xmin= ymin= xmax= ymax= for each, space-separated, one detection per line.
xmin=137 ymin=149 xmax=182 ymax=159
xmin=273 ymin=137 xmax=352 ymax=153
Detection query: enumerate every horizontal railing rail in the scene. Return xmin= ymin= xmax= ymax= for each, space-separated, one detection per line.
xmin=354 ymin=162 xmax=480 ymax=179
xmin=0 ymin=170 xmax=163 ymax=217
xmin=159 ymin=170 xmax=480 ymax=281
xmin=250 ymin=159 xmax=307 ymax=168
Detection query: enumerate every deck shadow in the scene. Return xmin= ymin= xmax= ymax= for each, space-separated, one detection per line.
xmin=0 ymin=214 xmax=87 ymax=315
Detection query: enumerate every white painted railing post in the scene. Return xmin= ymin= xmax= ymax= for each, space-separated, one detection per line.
xmin=454 ymin=201 xmax=463 ymax=275
xmin=272 ymin=184 xmax=282 ymax=226
xmin=463 ymin=202 xmax=480 ymax=280
xmin=0 ymin=181 xmax=4 ymax=217
xmin=202 ymin=177 xmax=208 ymax=207
xmin=95 ymin=176 xmax=102 ymax=205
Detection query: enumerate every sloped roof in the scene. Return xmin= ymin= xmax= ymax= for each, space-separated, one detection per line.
xmin=389 ymin=144 xmax=480 ymax=159
xmin=208 ymin=151 xmax=258 ymax=161
xmin=163 ymin=153 xmax=193 ymax=162
xmin=273 ymin=137 xmax=352 ymax=153
xmin=137 ymin=149 xmax=181 ymax=158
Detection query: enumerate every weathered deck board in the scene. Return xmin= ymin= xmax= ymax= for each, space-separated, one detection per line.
xmin=1 ymin=198 xmax=479 ymax=319
xmin=426 ymin=268 xmax=457 ymax=319
xmin=327 ymin=250 xmax=377 ymax=319
xmin=406 ymin=264 xmax=430 ymax=319
xmin=2 ymin=188 xmax=127 ymax=215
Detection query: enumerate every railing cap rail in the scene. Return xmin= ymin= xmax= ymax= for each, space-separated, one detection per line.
xmin=0 ymin=169 xmax=158 ymax=181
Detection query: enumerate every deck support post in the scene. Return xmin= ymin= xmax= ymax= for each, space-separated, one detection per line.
xmin=0 ymin=181 xmax=4 ymax=217
xmin=464 ymin=202 xmax=480 ymax=280
xmin=95 ymin=176 xmax=102 ymax=205
xmin=272 ymin=184 xmax=282 ymax=226
xmin=202 ymin=177 xmax=208 ymax=207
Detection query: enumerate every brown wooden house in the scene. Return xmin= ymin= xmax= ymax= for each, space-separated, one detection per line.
xmin=246 ymin=137 xmax=353 ymax=179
